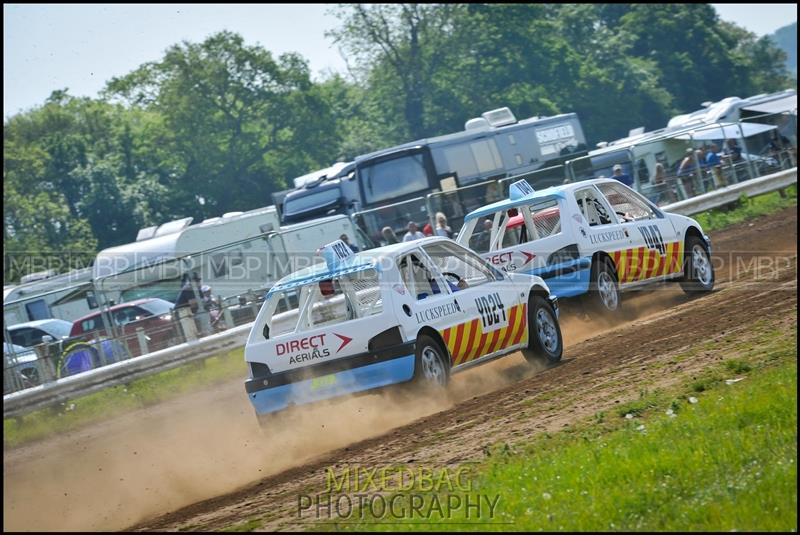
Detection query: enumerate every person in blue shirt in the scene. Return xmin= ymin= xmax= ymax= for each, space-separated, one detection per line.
xmin=611 ymin=164 xmax=634 ymax=187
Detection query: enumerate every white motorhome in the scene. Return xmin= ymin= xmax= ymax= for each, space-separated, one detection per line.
xmin=3 ymin=268 xmax=95 ymax=327
xmin=577 ymin=90 xmax=795 ymax=192
xmin=667 ymin=89 xmax=796 ymax=129
xmin=92 ymin=208 xmax=373 ymax=307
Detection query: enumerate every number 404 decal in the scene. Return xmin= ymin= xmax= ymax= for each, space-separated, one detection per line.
xmin=638 ymin=224 xmax=666 ymax=255
xmin=475 ymin=292 xmax=508 ymax=330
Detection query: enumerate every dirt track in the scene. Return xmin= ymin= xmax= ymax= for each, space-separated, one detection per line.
xmin=3 ymin=207 xmax=797 ymax=532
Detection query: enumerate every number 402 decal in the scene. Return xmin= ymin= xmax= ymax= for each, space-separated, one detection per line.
xmin=639 ymin=224 xmax=666 ymax=255
xmin=475 ymin=292 xmax=507 ymax=329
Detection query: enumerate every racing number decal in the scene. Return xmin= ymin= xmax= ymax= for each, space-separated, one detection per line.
xmin=331 ymin=241 xmax=352 ymax=260
xmin=475 ymin=292 xmax=508 ymax=331
xmin=638 ymin=225 xmax=666 ymax=256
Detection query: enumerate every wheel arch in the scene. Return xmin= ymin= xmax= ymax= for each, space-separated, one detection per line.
xmin=591 ymin=250 xmax=618 ymax=276
xmin=683 ymin=225 xmax=705 ymax=246
xmin=416 ymin=326 xmax=451 ymax=366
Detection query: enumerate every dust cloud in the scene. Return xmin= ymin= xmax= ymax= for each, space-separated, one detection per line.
xmin=3 ymin=288 xmax=686 ymax=532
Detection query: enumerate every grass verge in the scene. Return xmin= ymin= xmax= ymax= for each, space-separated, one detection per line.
xmin=324 ymin=318 xmax=797 ymax=531
xmin=3 ymin=347 xmax=246 ymax=448
xmin=693 ymin=183 xmax=797 ymax=232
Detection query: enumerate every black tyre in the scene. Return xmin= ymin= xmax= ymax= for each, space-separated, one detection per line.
xmin=585 ymin=258 xmax=621 ymax=315
xmin=680 ymin=235 xmax=715 ymax=294
xmin=522 ymin=294 xmax=563 ymax=364
xmin=412 ymin=334 xmax=450 ymax=388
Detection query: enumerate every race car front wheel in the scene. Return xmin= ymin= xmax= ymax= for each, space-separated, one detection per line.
xmin=413 ymin=335 xmax=449 ymax=388
xmin=586 ymin=259 xmax=621 ymax=315
xmin=522 ymin=295 xmax=563 ymax=365
xmin=680 ymin=235 xmax=715 ymax=294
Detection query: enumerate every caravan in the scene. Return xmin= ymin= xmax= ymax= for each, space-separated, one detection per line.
xmin=92 ymin=208 xmax=374 ymax=310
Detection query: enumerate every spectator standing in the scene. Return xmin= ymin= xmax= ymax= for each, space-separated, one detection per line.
xmin=705 ymin=143 xmax=726 ymax=188
xmin=724 ymin=138 xmax=743 ymax=164
xmin=653 ymin=162 xmax=677 ymax=204
xmin=402 ymin=221 xmax=426 ymax=242
xmin=339 ymin=233 xmax=359 ymax=253
xmin=381 ymin=226 xmax=399 ymax=245
xmin=676 ymin=148 xmax=697 ymax=198
xmin=611 ymin=164 xmax=633 ymax=187
xmin=434 ymin=212 xmax=453 ymax=238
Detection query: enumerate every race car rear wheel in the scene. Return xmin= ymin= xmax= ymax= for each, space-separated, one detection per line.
xmin=680 ymin=235 xmax=715 ymax=294
xmin=413 ymin=335 xmax=449 ymax=388
xmin=586 ymin=258 xmax=620 ymax=315
xmin=522 ymin=295 xmax=563 ymax=364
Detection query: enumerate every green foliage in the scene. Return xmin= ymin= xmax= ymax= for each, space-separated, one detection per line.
xmin=4 ymin=8 xmax=795 ymax=282
xmin=693 ymin=184 xmax=797 ymax=232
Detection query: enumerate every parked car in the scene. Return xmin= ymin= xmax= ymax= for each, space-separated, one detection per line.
xmin=6 ymin=318 xmax=73 ymax=348
xmin=69 ymin=298 xmax=177 ymax=357
xmin=3 ymin=342 xmax=41 ymax=392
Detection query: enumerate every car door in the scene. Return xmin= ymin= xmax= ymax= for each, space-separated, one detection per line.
xmin=420 ymin=241 xmax=526 ymax=368
xmin=394 ymin=250 xmax=466 ymax=355
xmin=572 ymin=185 xmax=631 ymax=279
xmin=595 ymin=182 xmax=682 ymax=283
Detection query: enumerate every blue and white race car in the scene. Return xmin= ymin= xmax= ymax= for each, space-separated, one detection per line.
xmin=456 ymin=179 xmax=714 ymax=315
xmin=244 ymin=237 xmax=562 ymax=423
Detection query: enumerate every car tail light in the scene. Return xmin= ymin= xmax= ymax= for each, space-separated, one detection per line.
xmin=547 ymin=244 xmax=580 ymax=265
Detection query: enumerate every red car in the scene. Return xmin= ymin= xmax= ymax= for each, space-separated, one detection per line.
xmin=70 ymin=298 xmax=177 ymax=357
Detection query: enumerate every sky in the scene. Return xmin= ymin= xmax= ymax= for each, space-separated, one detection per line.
xmin=3 ymin=3 xmax=798 ymax=119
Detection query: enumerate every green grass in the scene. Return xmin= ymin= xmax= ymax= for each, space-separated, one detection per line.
xmin=693 ymin=184 xmax=797 ymax=232
xmin=330 ymin=323 xmax=797 ymax=532
xmin=3 ymin=347 xmax=246 ymax=448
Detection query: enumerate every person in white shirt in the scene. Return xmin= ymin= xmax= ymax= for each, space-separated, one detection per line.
xmin=402 ymin=221 xmax=425 ymax=242
xmin=434 ymin=212 xmax=453 ymax=239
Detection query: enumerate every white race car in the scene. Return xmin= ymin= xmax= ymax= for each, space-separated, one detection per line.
xmin=244 ymin=237 xmax=562 ymax=421
xmin=456 ymin=179 xmax=714 ymax=314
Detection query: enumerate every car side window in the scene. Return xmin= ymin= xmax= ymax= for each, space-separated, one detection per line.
xmin=422 ymin=242 xmax=495 ymax=291
xmin=574 ymin=187 xmax=613 ymax=226
xmin=398 ymin=253 xmax=441 ymax=300
xmin=596 ymin=182 xmax=656 ymax=221
xmin=81 ymin=317 xmax=99 ymax=333
xmin=468 ymin=217 xmax=496 ymax=254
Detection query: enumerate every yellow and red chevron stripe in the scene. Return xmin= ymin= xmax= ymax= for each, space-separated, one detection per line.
xmin=441 ymin=303 xmax=528 ymax=367
xmin=610 ymin=241 xmax=684 ymax=284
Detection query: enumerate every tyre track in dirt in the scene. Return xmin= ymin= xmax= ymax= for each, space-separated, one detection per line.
xmin=3 ymin=207 xmax=796 ymax=532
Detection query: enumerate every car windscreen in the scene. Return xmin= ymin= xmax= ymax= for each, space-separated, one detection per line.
xmin=264 ymin=268 xmax=382 ymax=338
xmin=284 ymin=186 xmax=342 ymax=216
xmin=46 ymin=321 xmax=73 ymax=338
xmin=139 ymin=299 xmax=175 ymax=316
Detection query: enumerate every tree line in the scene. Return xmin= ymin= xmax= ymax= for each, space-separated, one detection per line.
xmin=3 ymin=4 xmax=794 ymax=282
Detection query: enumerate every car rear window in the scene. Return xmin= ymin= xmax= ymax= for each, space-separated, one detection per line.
xmin=263 ymin=269 xmax=383 ymax=338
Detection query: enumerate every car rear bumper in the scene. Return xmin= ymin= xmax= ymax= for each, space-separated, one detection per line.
xmin=529 ymin=257 xmax=592 ymax=298
xmin=245 ymin=342 xmax=416 ymax=416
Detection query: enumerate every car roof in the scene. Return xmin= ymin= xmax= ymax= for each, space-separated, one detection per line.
xmin=268 ymin=237 xmax=455 ymax=294
xmin=6 ymin=318 xmax=72 ymax=331
xmin=463 ymin=178 xmax=624 ymax=223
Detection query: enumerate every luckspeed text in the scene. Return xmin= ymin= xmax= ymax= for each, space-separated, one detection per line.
xmin=296 ymin=463 xmax=502 ymax=523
